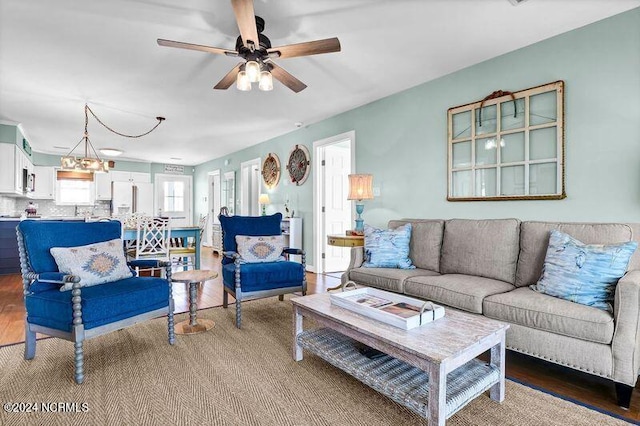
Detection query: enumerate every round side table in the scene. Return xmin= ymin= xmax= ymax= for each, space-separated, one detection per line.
xmin=326 ymin=234 xmax=364 ymax=292
xmin=172 ymin=269 xmax=218 ymax=334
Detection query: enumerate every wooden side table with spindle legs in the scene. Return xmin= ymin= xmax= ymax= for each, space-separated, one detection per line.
xmin=171 ymin=269 xmax=218 ymax=334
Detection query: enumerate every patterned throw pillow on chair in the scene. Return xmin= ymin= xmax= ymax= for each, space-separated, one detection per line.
xmin=50 ymin=239 xmax=133 ymax=291
xmin=235 ymin=235 xmax=285 ymax=263
xmin=531 ymin=230 xmax=637 ymax=311
xmin=362 ymin=223 xmax=415 ymax=269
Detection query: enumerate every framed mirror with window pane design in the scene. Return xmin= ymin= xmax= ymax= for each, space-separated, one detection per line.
xmin=447 ymin=81 xmax=565 ymax=201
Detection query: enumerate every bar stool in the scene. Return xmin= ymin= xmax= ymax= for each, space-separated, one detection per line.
xmin=172 ymin=269 xmax=218 ymax=334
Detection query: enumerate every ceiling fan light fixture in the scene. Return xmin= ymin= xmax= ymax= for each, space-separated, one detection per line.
xmin=246 ymin=60 xmax=261 ymax=83
xmin=259 ymin=70 xmax=273 ymax=91
xmin=236 ymin=70 xmax=251 ymax=91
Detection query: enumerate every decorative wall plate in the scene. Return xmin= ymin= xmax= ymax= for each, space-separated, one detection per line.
xmin=286 ymin=144 xmax=310 ymax=186
xmin=262 ymin=153 xmax=281 ymax=189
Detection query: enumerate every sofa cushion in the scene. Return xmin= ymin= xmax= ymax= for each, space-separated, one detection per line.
xmin=25 ymin=276 xmax=169 ymax=332
xmin=531 ymin=230 xmax=637 ymax=311
xmin=219 ymin=213 xmax=282 ymax=265
xmin=627 ymin=223 xmax=640 ymax=271
xmin=515 ymin=222 xmax=633 ymax=287
xmin=222 ymin=261 xmax=304 ymax=292
xmin=349 ymin=268 xmax=439 ymax=293
xmin=50 ymin=238 xmax=133 ymax=290
xmin=18 ymin=220 xmax=123 ymax=274
xmin=483 ymin=287 xmax=614 ymax=344
xmin=404 ymin=274 xmax=515 ymax=314
xmin=388 ymin=219 xmax=444 ymax=272
xmin=362 ymin=223 xmax=414 ymax=269
xmin=440 ymin=219 xmax=520 ymax=284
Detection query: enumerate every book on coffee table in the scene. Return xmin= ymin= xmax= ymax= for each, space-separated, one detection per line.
xmin=330 ymin=287 xmax=445 ymax=330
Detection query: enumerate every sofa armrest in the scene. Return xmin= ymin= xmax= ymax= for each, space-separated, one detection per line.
xmin=283 ymin=248 xmax=304 ymax=255
xmin=127 ymin=259 xmax=170 ymax=269
xmin=223 ymin=251 xmax=241 ymax=261
xmin=341 ymin=247 xmax=365 ymax=284
xmin=612 ymin=270 xmax=640 ymax=385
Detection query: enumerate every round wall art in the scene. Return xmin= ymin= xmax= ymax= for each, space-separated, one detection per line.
xmin=262 ymin=153 xmax=281 ymax=189
xmin=286 ymin=144 xmax=310 ymax=186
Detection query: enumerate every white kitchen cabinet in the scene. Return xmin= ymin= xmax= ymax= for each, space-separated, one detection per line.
xmin=0 ymin=143 xmax=34 ymax=196
xmin=32 ymin=166 xmax=55 ymax=199
xmin=95 ymin=172 xmax=112 ymax=201
xmin=110 ymin=171 xmax=150 ymax=183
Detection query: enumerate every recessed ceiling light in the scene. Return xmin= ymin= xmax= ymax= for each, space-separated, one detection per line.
xmin=170 ymin=157 xmax=182 ymax=161
xmin=508 ymin=0 xmax=529 ymax=5
xmin=99 ymin=148 xmax=124 ymax=157
xmin=294 ymin=122 xmax=303 ymax=128
xmin=53 ymin=146 xmax=70 ymax=150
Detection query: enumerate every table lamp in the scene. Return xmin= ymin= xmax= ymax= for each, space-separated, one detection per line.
xmin=259 ymin=193 xmax=270 ymax=216
xmin=347 ymin=174 xmax=374 ymax=234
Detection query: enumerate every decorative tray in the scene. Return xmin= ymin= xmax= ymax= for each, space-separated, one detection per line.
xmin=330 ymin=286 xmax=445 ymax=330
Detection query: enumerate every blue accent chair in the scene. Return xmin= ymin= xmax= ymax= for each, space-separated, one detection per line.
xmin=16 ymin=220 xmax=176 ymax=384
xmin=219 ymin=212 xmax=306 ymax=328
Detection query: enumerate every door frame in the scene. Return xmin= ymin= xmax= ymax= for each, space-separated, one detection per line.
xmin=154 ymin=173 xmax=194 ymax=226
xmin=313 ymin=130 xmax=356 ymax=273
xmin=206 ymin=169 xmax=221 ymax=246
xmin=240 ymin=157 xmax=261 ymax=216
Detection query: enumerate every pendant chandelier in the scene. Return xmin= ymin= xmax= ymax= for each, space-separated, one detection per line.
xmin=61 ymin=104 xmax=165 ymax=173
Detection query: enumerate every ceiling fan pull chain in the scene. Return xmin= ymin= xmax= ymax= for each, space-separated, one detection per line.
xmin=85 ymin=104 xmax=165 ymax=139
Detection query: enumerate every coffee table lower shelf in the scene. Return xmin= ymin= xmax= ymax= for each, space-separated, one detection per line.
xmin=297 ymin=327 xmax=500 ymax=420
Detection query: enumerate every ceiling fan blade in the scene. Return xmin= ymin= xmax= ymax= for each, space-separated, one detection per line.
xmin=213 ymin=62 xmax=244 ymax=90
xmin=231 ymin=0 xmax=260 ymax=50
xmin=157 ymin=39 xmax=237 ymax=56
xmin=268 ymin=62 xmax=307 ymax=93
xmin=268 ymin=37 xmax=341 ymax=59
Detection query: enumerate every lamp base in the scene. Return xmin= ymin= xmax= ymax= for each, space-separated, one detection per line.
xmin=353 ymin=202 xmax=365 ymax=233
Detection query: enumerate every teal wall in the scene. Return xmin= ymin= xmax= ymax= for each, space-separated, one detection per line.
xmin=193 ymin=9 xmax=640 ymax=268
xmin=0 ymin=124 xmax=33 ymax=159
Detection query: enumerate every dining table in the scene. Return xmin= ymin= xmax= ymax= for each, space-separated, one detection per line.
xmin=122 ymin=225 xmax=202 ymax=269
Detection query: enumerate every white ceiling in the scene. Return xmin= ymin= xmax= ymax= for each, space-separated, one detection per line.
xmin=1 ymin=0 xmax=638 ymax=165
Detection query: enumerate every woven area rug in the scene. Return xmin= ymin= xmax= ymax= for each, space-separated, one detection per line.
xmin=0 ymin=297 xmax=631 ymax=425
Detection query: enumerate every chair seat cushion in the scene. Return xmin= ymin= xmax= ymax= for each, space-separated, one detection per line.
xmin=349 ymin=268 xmax=439 ymax=293
xmin=483 ymin=287 xmax=614 ymax=344
xmin=223 ymin=261 xmax=304 ymax=292
xmin=25 ymin=276 xmax=169 ymax=332
xmin=404 ymin=274 xmax=515 ymax=314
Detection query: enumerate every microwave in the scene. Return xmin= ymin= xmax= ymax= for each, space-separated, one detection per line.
xmin=22 ymin=169 xmax=35 ymax=192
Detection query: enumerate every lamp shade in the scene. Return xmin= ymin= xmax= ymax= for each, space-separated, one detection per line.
xmin=259 ymin=193 xmax=270 ymax=205
xmin=347 ymin=174 xmax=374 ymax=201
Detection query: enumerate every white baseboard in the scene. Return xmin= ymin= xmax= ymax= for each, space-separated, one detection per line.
xmin=306 ymin=264 xmax=316 ymax=273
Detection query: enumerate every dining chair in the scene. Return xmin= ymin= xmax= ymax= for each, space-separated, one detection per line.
xmin=170 ymin=215 xmax=207 ymax=271
xmin=128 ymin=217 xmax=171 ymax=276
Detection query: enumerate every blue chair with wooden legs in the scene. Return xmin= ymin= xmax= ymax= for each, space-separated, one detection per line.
xmin=16 ymin=220 xmax=176 ymax=384
xmin=219 ymin=212 xmax=306 ymax=328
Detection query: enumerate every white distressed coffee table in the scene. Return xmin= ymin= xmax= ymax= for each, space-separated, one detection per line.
xmin=291 ymin=292 xmax=509 ymax=425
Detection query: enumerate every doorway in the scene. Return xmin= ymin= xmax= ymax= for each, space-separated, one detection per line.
xmin=155 ymin=174 xmax=193 ymax=227
xmin=240 ymin=158 xmax=261 ymax=216
xmin=205 ymin=170 xmax=221 ymax=246
xmin=313 ymin=131 xmax=355 ymax=273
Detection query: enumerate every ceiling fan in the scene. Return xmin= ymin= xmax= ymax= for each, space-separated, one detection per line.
xmin=157 ymin=0 xmax=341 ymax=93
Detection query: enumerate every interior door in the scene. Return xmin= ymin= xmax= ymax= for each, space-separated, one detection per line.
xmin=155 ymin=175 xmax=192 ymax=227
xmin=322 ymin=143 xmax=352 ymax=272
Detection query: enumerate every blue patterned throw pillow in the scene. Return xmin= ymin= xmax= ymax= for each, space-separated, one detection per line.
xmin=236 ymin=235 xmax=285 ymax=263
xmin=50 ymin=239 xmax=133 ymax=291
xmin=362 ymin=223 xmax=415 ymax=269
xmin=531 ymin=230 xmax=637 ymax=311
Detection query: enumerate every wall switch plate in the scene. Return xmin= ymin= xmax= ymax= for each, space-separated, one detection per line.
xmin=373 ymin=187 xmax=381 ymax=197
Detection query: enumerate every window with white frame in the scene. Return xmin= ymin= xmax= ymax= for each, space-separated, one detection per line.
xmin=447 ymin=81 xmax=565 ymax=201
xmin=163 ymin=181 xmax=185 ymax=212
xmin=55 ymin=177 xmax=95 ymax=205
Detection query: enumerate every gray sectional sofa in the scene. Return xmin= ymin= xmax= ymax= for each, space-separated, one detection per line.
xmin=341 ymin=218 xmax=640 ymax=407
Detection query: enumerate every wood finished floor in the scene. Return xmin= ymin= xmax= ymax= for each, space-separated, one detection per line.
xmin=0 ymin=250 xmax=638 ymax=421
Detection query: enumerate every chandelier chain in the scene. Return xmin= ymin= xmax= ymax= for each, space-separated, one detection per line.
xmin=85 ymin=104 xmax=165 ymax=139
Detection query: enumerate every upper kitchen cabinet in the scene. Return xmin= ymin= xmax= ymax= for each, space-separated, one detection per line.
xmin=0 ymin=143 xmax=34 ymax=196
xmin=95 ymin=172 xmax=112 ymax=201
xmin=31 ymin=166 xmax=55 ymax=199
xmin=95 ymin=170 xmax=151 ymax=201
xmin=110 ymin=171 xmax=151 ymax=183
